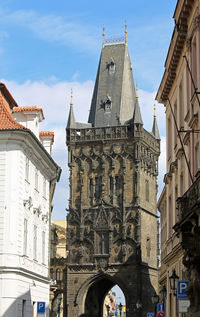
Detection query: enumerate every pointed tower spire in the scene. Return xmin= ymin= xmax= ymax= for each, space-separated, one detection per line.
xmin=88 ymin=38 xmax=136 ymax=127
xmin=152 ymin=104 xmax=160 ymax=140
xmin=66 ymin=89 xmax=76 ymax=129
xmin=132 ymin=88 xmax=143 ymax=125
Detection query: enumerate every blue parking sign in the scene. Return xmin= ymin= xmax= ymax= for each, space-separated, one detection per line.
xmin=37 ymin=302 xmax=45 ymax=313
xmin=177 ymin=281 xmax=189 ymax=299
xmin=157 ymin=303 xmax=164 ymax=312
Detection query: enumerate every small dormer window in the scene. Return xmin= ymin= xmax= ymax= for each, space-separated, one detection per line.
xmin=105 ymin=96 xmax=112 ymax=112
xmin=106 ymin=58 xmax=116 ymax=74
xmin=100 ymin=95 xmax=112 ymax=113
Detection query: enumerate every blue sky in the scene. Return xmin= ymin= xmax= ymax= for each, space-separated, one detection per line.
xmin=0 ymin=0 xmax=176 ymax=302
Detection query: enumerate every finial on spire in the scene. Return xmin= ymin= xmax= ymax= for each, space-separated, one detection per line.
xmin=136 ymin=87 xmax=139 ymax=99
xmin=154 ymin=104 xmax=156 ymax=117
xmin=125 ymin=21 xmax=128 ymax=44
xmin=70 ymin=88 xmax=73 ymax=106
xmin=102 ymin=26 xmax=105 ymax=46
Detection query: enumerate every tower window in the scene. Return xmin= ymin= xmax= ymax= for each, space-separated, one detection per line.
xmin=115 ymin=176 xmax=120 ymax=196
xmin=110 ymin=176 xmax=114 ymax=197
xmin=145 ymin=180 xmax=149 ymax=202
xmin=95 ymin=177 xmax=101 ymax=199
xmin=97 ymin=232 xmax=109 ymax=254
xmin=89 ymin=178 xmax=93 ymax=198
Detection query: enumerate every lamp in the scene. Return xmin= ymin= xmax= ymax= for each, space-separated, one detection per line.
xmin=136 ymin=300 xmax=142 ymax=309
xmin=169 ymin=269 xmax=179 ymax=295
xmin=151 ymin=293 xmax=159 ymax=304
xmin=118 ymin=302 xmax=123 ymax=316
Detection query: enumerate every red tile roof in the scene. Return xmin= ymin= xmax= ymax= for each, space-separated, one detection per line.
xmin=12 ymin=106 xmax=45 ymax=120
xmin=0 ymin=94 xmax=26 ymax=130
xmin=39 ymin=131 xmax=54 ymax=142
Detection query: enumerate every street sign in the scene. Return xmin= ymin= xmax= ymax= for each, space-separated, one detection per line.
xmin=157 ymin=303 xmax=164 ymax=312
xmin=157 ymin=312 xmax=164 ymax=317
xmin=37 ymin=302 xmax=45 ymax=314
xmin=178 ymin=299 xmax=190 ymax=313
xmin=147 ymin=313 xmax=154 ymax=317
xmin=177 ymin=281 xmax=189 ymax=299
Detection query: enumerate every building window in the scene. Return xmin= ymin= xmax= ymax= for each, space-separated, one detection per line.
xmin=168 ymin=195 xmax=172 ymax=238
xmin=33 ymin=225 xmax=37 ymax=260
xmin=24 ymin=219 xmax=28 ymax=255
xmin=89 ymin=178 xmax=93 ymax=198
xmin=195 ymin=145 xmax=200 ymax=172
xmin=25 ymin=157 xmax=29 ymax=181
xmin=56 ymin=269 xmax=62 ymax=281
xmin=145 ymin=180 xmax=149 ymax=202
xmin=173 ymin=102 xmax=177 ymax=147
xmin=167 ymin=117 xmax=172 ymax=159
xmin=110 ymin=176 xmax=114 ymax=197
xmin=42 ymin=231 xmax=45 ymax=264
xmin=35 ymin=168 xmax=38 ymax=190
xmin=50 ymin=268 xmax=54 ymax=280
xmin=115 ymin=176 xmax=119 ymax=196
xmin=43 ymin=176 xmax=46 ymax=198
xmin=179 ymin=80 xmax=184 ymax=128
xmin=22 ymin=300 xmax=26 ymax=317
xmin=32 ymin=302 xmax=36 ymax=317
xmin=95 ymin=177 xmax=101 ymax=199
xmin=97 ymin=232 xmax=109 ymax=254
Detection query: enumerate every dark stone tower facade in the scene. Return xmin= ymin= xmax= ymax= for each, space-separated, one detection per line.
xmin=65 ymin=36 xmax=160 ymax=317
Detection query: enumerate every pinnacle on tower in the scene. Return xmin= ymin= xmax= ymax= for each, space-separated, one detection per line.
xmin=151 ymin=104 xmax=160 ymax=140
xmin=132 ymin=88 xmax=143 ymax=125
xmin=66 ymin=89 xmax=76 ymax=129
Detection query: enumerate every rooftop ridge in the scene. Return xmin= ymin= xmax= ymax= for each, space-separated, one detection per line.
xmin=104 ymin=35 xmax=125 ymax=45
xmin=13 ymin=106 xmax=45 ymax=120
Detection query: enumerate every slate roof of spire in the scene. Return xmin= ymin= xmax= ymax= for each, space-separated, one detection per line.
xmin=132 ymin=94 xmax=143 ymax=125
xmin=66 ymin=103 xmax=76 ymax=129
xmin=88 ymin=42 xmax=136 ymax=127
xmin=152 ymin=115 xmax=160 ymax=140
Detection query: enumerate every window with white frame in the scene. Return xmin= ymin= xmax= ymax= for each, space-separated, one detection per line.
xmin=35 ymin=167 xmax=39 ymax=190
xmin=33 ymin=225 xmax=37 ymax=260
xmin=23 ymin=219 xmax=28 ymax=255
xmin=43 ymin=176 xmax=46 ymax=198
xmin=42 ymin=231 xmax=45 ymax=263
xmin=25 ymin=157 xmax=29 ymax=181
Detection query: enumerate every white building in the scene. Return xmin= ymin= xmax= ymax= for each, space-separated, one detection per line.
xmin=0 ymin=83 xmax=61 ymax=317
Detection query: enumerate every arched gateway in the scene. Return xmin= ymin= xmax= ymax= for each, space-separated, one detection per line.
xmin=65 ymin=32 xmax=160 ymax=317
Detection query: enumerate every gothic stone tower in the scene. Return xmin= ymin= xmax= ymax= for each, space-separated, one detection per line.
xmin=65 ymin=36 xmax=160 ymax=317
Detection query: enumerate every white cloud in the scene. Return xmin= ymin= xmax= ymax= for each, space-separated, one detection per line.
xmin=0 ymin=9 xmax=99 ymax=54
xmin=1 ymin=79 xmax=166 ymax=219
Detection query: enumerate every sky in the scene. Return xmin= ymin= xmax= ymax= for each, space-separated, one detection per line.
xmin=0 ymin=0 xmax=177 ymax=303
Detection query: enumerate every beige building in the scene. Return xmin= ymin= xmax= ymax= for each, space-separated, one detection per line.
xmin=156 ymin=0 xmax=200 ymax=316
xmin=50 ymin=221 xmax=67 ymax=317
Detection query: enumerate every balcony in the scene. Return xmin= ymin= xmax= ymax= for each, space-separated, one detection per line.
xmin=66 ymin=125 xmax=129 ymax=143
xmin=177 ymin=172 xmax=200 ymax=222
